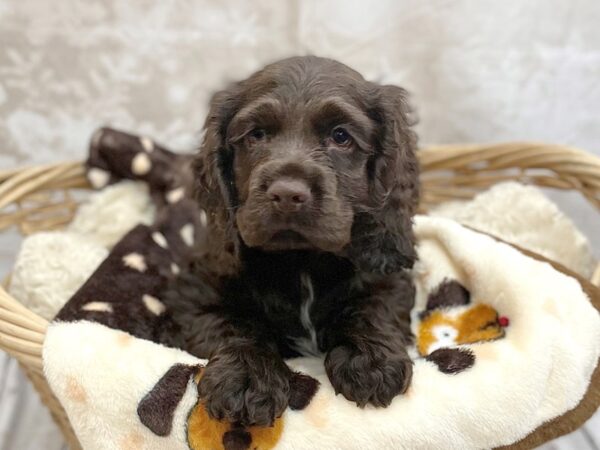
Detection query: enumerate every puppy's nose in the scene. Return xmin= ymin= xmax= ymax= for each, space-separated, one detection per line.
xmin=267 ymin=178 xmax=312 ymax=212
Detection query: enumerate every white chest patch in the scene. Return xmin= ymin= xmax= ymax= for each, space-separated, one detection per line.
xmin=291 ymin=273 xmax=321 ymax=357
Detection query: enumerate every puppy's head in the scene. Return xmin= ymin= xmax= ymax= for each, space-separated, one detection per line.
xmin=196 ymin=56 xmax=419 ymax=274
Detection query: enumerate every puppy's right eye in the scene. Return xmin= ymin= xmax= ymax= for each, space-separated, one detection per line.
xmin=331 ymin=127 xmax=352 ymax=146
xmin=248 ymin=128 xmax=267 ymax=141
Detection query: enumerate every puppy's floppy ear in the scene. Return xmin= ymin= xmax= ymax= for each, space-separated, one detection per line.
xmin=347 ymin=84 xmax=419 ymax=274
xmin=194 ymin=84 xmax=244 ymax=275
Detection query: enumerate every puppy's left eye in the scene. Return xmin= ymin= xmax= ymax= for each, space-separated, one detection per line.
xmin=248 ymin=128 xmax=267 ymax=141
xmin=331 ymin=127 xmax=352 ymax=146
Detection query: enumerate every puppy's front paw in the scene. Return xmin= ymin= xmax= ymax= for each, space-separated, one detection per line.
xmin=199 ymin=346 xmax=290 ymax=427
xmin=325 ymin=344 xmax=412 ymax=407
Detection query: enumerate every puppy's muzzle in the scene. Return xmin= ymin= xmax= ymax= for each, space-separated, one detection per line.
xmin=239 ymin=159 xmax=349 ymax=251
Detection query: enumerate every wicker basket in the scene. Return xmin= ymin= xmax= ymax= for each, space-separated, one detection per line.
xmin=1 ymin=143 xmax=600 ymax=449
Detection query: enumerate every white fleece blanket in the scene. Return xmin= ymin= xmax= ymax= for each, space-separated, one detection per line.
xmin=42 ymin=216 xmax=600 ymax=450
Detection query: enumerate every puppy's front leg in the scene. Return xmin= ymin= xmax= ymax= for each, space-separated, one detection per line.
xmin=199 ymin=336 xmax=291 ymax=427
xmin=165 ymin=276 xmax=290 ymax=427
xmin=323 ymin=273 xmax=415 ymax=407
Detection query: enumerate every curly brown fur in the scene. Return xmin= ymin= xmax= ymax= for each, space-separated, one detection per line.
xmin=322 ymin=272 xmax=415 ymax=407
xmin=198 ymin=338 xmax=291 ymax=426
xmin=164 ymin=56 xmax=419 ymax=427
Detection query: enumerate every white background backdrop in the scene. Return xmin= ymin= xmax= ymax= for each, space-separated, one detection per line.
xmin=1 ymin=1 xmax=599 ymax=448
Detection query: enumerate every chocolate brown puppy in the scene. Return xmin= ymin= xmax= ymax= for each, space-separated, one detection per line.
xmin=165 ymin=55 xmax=419 ymax=427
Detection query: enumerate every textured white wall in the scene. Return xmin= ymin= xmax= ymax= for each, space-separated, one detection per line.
xmin=1 ymin=0 xmax=599 ymax=254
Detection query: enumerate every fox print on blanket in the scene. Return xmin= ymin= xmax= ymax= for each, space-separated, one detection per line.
xmin=137 ymin=364 xmax=319 ymax=450
xmin=415 ymin=279 xmax=509 ymax=374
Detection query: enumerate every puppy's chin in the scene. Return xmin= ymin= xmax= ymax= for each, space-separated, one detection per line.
xmin=237 ymin=220 xmax=351 ymax=253
xmin=236 ymin=202 xmax=354 ymax=253
xmin=261 ymin=230 xmax=313 ymax=251
xmin=240 ymin=228 xmax=349 ymax=253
